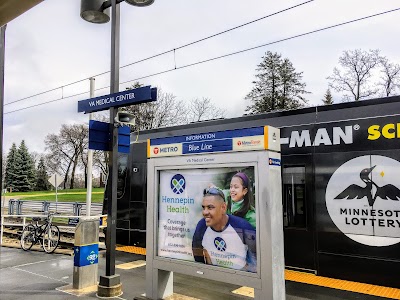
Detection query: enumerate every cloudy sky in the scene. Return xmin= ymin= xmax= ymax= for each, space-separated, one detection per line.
xmin=3 ymin=0 xmax=399 ymax=153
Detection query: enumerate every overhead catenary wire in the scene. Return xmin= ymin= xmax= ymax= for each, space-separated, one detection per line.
xmin=5 ymin=0 xmax=315 ymax=107
xmin=4 ymin=7 xmax=400 ymax=115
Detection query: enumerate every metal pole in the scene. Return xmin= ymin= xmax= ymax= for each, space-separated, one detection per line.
xmin=0 ymin=25 xmax=7 ymax=222
xmin=55 ymin=176 xmax=58 ymax=212
xmin=105 ymin=0 xmax=120 ymax=277
xmin=86 ymin=77 xmax=95 ymax=216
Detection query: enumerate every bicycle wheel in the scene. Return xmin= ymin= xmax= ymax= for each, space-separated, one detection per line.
xmin=20 ymin=224 xmax=36 ymax=251
xmin=42 ymin=224 xmax=60 ymax=253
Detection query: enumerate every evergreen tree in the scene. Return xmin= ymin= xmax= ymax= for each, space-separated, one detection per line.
xmin=322 ymin=89 xmax=334 ymax=105
xmin=35 ymin=157 xmax=50 ymax=191
xmin=245 ymin=51 xmax=309 ymax=114
xmin=5 ymin=143 xmax=18 ymax=191
xmin=13 ymin=141 xmax=36 ymax=192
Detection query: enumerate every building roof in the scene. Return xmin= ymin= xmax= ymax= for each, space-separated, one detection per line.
xmin=0 ymin=0 xmax=43 ymax=26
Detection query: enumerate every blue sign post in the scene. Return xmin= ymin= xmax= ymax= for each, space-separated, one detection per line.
xmin=77 ymin=85 xmax=157 ymax=295
xmin=88 ymin=120 xmax=130 ymax=153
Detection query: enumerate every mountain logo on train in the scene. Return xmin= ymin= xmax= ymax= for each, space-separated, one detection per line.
xmin=325 ymin=155 xmax=400 ymax=247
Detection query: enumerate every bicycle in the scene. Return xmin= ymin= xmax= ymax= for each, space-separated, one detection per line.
xmin=20 ymin=213 xmax=60 ymax=253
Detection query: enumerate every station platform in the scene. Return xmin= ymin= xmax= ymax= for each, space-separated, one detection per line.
xmin=0 ymin=246 xmax=398 ymax=300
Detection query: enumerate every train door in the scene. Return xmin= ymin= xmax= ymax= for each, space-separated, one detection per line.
xmin=282 ymin=154 xmax=316 ymax=271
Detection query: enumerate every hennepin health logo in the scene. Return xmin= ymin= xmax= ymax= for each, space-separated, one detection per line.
xmin=170 ymin=174 xmax=186 ymax=194
xmin=326 ymin=155 xmax=400 ymax=247
xmin=214 ymin=237 xmax=227 ymax=251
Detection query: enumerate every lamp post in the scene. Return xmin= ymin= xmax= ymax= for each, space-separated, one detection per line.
xmin=80 ymin=0 xmax=154 ymax=297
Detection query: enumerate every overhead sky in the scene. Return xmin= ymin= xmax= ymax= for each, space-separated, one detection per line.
xmin=3 ymin=0 xmax=399 ymax=153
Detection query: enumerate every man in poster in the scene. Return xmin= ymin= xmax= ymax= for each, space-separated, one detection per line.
xmin=192 ymin=187 xmax=257 ymax=272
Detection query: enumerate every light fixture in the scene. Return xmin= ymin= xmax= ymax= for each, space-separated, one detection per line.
xmin=125 ymin=0 xmax=154 ymax=7
xmin=81 ymin=0 xmax=110 ymax=24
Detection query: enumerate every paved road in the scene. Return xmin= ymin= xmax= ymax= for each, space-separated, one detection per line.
xmin=0 ymin=247 xmax=391 ymax=300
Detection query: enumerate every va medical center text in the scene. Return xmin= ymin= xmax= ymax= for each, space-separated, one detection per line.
xmin=88 ymin=92 xmax=135 ymax=108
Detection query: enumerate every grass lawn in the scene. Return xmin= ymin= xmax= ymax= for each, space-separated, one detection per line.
xmin=4 ymin=188 xmax=105 ymax=203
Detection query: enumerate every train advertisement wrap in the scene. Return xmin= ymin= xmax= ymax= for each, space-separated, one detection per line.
xmin=326 ymin=155 xmax=400 ymax=246
xmin=157 ymin=167 xmax=257 ymax=273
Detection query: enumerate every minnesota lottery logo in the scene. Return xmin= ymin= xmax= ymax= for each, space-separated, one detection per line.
xmin=170 ymin=174 xmax=186 ymax=194
xmin=326 ymin=155 xmax=400 ymax=247
xmin=214 ymin=237 xmax=227 ymax=251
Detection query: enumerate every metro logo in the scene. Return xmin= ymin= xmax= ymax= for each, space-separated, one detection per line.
xmin=153 ymin=147 xmax=159 ymax=154
xmin=368 ymin=123 xmax=400 ymax=140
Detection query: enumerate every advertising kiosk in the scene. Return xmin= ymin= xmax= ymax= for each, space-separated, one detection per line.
xmin=145 ymin=126 xmax=285 ymax=299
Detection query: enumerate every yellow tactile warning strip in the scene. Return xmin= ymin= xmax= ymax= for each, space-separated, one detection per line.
xmin=116 ymin=260 xmax=146 ymax=270
xmin=286 ymin=269 xmax=400 ymax=299
xmin=233 ymin=270 xmax=400 ymax=299
xmin=115 ymin=245 xmax=146 ymax=255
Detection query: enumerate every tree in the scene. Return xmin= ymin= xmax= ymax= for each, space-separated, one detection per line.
xmin=36 ymin=157 xmax=50 ymax=191
xmin=327 ymin=49 xmax=381 ymax=101
xmin=186 ymin=97 xmax=225 ymax=122
xmin=245 ymin=51 xmax=308 ymax=114
xmin=378 ymin=57 xmax=400 ymax=97
xmin=322 ymin=89 xmax=334 ymax=105
xmin=124 ymin=84 xmax=187 ymax=131
xmin=5 ymin=143 xmax=18 ymax=191
xmin=45 ymin=124 xmax=88 ymax=189
xmin=13 ymin=141 xmax=36 ymax=192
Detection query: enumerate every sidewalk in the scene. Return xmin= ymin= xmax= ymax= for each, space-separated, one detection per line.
xmin=0 ymin=246 xmax=394 ymax=300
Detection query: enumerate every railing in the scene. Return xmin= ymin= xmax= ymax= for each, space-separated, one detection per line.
xmin=6 ymin=199 xmax=103 ymax=216
xmin=0 ymin=214 xmax=107 ymax=245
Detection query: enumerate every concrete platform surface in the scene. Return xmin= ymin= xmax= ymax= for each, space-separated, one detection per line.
xmin=0 ymin=246 xmax=393 ymax=300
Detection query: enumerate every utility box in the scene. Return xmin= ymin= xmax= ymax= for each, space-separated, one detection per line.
xmin=145 ymin=126 xmax=285 ymax=299
xmin=73 ymin=217 xmax=99 ymax=290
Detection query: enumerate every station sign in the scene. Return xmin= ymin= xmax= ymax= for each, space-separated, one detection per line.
xmin=77 ymin=85 xmax=157 ymax=113
xmin=147 ymin=126 xmax=280 ymax=158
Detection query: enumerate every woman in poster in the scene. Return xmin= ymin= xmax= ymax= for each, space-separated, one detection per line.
xmin=228 ymin=172 xmax=256 ymax=229
xmin=192 ymin=187 xmax=257 ymax=272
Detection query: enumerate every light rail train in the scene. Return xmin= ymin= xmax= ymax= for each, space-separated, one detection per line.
xmin=105 ymin=96 xmax=400 ymax=288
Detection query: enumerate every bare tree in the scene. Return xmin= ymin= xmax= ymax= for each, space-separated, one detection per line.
xmin=93 ymin=150 xmax=108 ymax=178
xmin=378 ymin=57 xmax=400 ymax=97
xmin=187 ymin=97 xmax=226 ymax=122
xmin=44 ymin=124 xmax=88 ymax=189
xmin=327 ymin=49 xmax=381 ymax=101
xmin=124 ymin=87 xmax=187 ymax=130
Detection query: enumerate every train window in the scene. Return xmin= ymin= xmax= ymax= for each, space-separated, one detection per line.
xmin=282 ymin=166 xmax=306 ymax=228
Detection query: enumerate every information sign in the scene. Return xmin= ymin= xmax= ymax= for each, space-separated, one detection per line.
xmin=147 ymin=126 xmax=280 ymax=158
